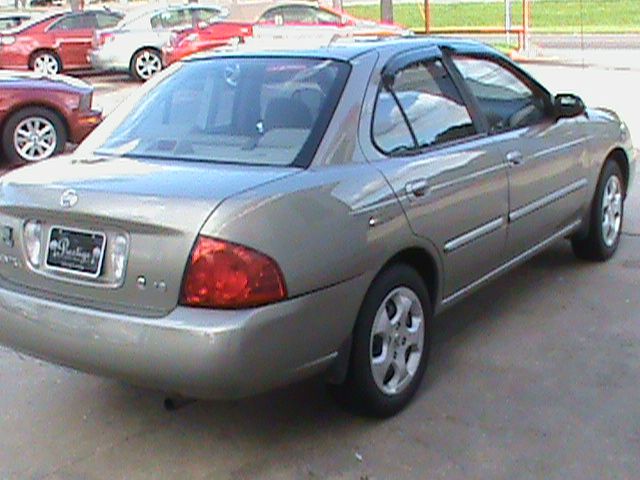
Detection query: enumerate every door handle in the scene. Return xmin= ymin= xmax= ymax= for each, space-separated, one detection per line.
xmin=405 ymin=179 xmax=429 ymax=199
xmin=506 ymin=150 xmax=525 ymax=167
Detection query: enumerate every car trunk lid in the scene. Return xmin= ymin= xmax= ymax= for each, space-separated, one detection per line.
xmin=0 ymin=155 xmax=299 ymax=316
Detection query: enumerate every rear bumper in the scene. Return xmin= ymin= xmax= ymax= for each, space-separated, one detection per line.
xmin=88 ymin=48 xmax=129 ymax=72
xmin=0 ymin=275 xmax=366 ymax=398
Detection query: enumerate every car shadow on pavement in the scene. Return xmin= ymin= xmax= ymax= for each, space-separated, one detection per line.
xmin=99 ymin=241 xmax=585 ymax=421
xmin=10 ymin=237 xmax=635 ymax=478
xmin=415 ymin=240 xmax=596 ymax=399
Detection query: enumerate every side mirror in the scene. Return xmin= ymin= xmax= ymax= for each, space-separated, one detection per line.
xmin=554 ymin=93 xmax=585 ymax=119
xmin=197 ymin=21 xmax=208 ymax=29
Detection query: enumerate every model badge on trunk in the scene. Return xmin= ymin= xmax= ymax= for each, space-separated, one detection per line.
xmin=60 ymin=189 xmax=78 ymax=208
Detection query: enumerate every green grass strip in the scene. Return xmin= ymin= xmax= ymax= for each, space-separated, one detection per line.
xmin=346 ymin=0 xmax=640 ymax=33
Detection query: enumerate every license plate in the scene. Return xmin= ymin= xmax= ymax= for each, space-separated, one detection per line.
xmin=46 ymin=227 xmax=106 ymax=277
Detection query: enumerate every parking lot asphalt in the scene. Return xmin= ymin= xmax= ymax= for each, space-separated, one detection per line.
xmin=1 ymin=63 xmax=639 ymax=480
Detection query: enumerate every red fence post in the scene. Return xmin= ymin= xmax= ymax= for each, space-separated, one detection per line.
xmin=424 ymin=0 xmax=431 ymax=33
xmin=522 ymin=0 xmax=530 ymax=51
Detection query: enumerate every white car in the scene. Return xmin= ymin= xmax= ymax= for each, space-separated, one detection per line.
xmin=88 ymin=3 xmax=227 ymax=81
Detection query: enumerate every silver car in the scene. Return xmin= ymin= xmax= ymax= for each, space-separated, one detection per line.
xmin=88 ymin=3 xmax=227 ymax=80
xmin=0 ymin=39 xmax=635 ymax=417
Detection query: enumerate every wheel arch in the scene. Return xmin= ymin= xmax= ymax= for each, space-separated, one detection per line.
xmin=575 ymin=146 xmax=630 ymax=241
xmin=606 ymin=147 xmax=630 ymax=196
xmin=377 ymin=247 xmax=440 ymax=312
xmin=129 ymin=46 xmax=163 ymax=70
xmin=0 ymin=103 xmax=69 ymax=149
xmin=326 ymin=244 xmax=441 ymax=385
xmin=28 ymin=48 xmax=62 ymax=71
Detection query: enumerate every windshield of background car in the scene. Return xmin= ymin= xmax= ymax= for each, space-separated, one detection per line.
xmin=89 ymin=57 xmax=350 ymax=167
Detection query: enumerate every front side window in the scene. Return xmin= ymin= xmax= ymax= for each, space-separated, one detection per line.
xmin=451 ymin=56 xmax=547 ymax=131
xmin=373 ymin=59 xmax=476 ymax=155
xmin=83 ymin=58 xmax=350 ymax=167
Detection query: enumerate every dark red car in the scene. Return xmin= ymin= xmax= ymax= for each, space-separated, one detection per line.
xmin=162 ymin=21 xmax=252 ymax=66
xmin=0 ymin=71 xmax=101 ymax=164
xmin=0 ymin=10 xmax=122 ymax=75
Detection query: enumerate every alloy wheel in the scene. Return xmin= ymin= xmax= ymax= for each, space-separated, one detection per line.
xmin=13 ymin=116 xmax=57 ymax=162
xmin=135 ymin=50 xmax=162 ymax=80
xmin=369 ymin=287 xmax=425 ymax=396
xmin=33 ymin=53 xmax=59 ymax=75
xmin=601 ymin=175 xmax=623 ymax=247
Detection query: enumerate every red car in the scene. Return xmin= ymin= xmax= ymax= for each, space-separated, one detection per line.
xmin=0 ymin=10 xmax=122 ymax=75
xmin=254 ymin=3 xmax=407 ymax=36
xmin=0 ymin=71 xmax=101 ymax=164
xmin=162 ymin=21 xmax=252 ymax=66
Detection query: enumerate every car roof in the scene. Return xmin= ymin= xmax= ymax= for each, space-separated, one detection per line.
xmin=188 ymin=36 xmax=498 ymax=63
xmin=262 ymin=1 xmax=321 ymax=10
xmin=123 ymin=2 xmax=224 ymax=16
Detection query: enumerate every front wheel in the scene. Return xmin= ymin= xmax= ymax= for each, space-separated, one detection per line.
xmin=131 ymin=48 xmax=162 ymax=81
xmin=330 ymin=264 xmax=431 ymax=417
xmin=2 ymin=107 xmax=67 ymax=165
xmin=572 ymin=160 xmax=625 ymax=261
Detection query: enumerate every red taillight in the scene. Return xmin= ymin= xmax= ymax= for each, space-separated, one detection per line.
xmin=180 ymin=236 xmax=287 ymax=309
xmin=98 ymin=32 xmax=114 ymax=47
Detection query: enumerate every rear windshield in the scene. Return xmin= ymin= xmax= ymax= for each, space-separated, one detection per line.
xmin=90 ymin=57 xmax=350 ymax=167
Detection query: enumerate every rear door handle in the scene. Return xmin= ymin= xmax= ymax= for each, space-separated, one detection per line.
xmin=405 ymin=179 xmax=429 ymax=199
xmin=506 ymin=150 xmax=525 ymax=167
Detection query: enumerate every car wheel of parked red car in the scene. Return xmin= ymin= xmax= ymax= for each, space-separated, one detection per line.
xmin=2 ymin=106 xmax=67 ymax=165
xmin=30 ymin=51 xmax=62 ymax=75
xmin=131 ymin=48 xmax=162 ymax=82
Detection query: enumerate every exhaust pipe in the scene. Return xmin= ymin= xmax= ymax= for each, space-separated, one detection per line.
xmin=163 ymin=396 xmax=195 ymax=411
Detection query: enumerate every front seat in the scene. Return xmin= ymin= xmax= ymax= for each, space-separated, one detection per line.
xmin=263 ymin=97 xmax=313 ymax=131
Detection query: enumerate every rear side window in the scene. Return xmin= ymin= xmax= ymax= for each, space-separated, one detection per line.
xmin=258 ymin=8 xmax=281 ymax=23
xmin=280 ymin=6 xmax=317 ymax=23
xmin=451 ymin=56 xmax=547 ymax=131
xmin=316 ymin=9 xmax=341 ymax=24
xmin=193 ymin=8 xmax=222 ymax=24
xmin=373 ymin=59 xmax=476 ymax=155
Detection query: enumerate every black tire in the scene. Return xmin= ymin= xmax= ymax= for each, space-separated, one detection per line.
xmin=130 ymin=48 xmax=163 ymax=82
xmin=330 ymin=264 xmax=431 ymax=417
xmin=1 ymin=107 xmax=67 ymax=166
xmin=571 ymin=160 xmax=625 ymax=261
xmin=29 ymin=50 xmax=62 ymax=75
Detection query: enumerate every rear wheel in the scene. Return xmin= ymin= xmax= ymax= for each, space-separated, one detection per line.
xmin=572 ymin=160 xmax=625 ymax=261
xmin=30 ymin=51 xmax=61 ymax=75
xmin=131 ymin=48 xmax=162 ymax=81
xmin=330 ymin=264 xmax=431 ymax=417
xmin=2 ymin=107 xmax=66 ymax=165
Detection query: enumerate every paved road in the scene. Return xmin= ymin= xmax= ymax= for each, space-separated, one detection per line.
xmin=530 ymin=34 xmax=640 ymax=49
xmin=1 ymin=63 xmax=639 ymax=479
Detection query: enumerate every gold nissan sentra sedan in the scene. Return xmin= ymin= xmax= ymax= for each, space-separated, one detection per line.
xmin=0 ymin=38 xmax=635 ymax=417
